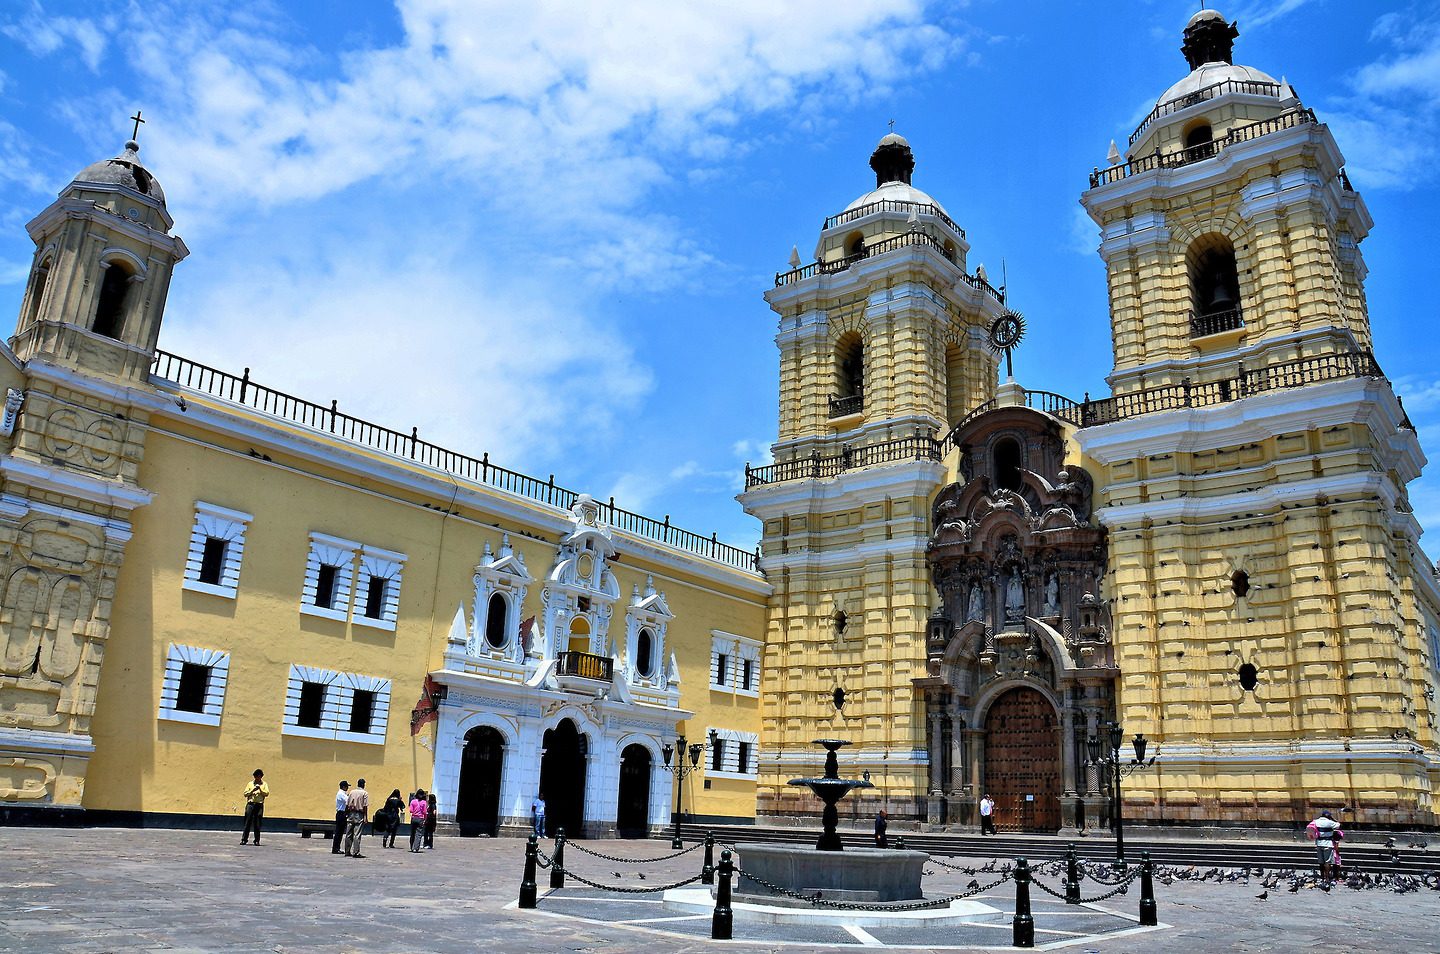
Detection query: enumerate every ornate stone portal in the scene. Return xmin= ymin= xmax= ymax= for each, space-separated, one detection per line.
xmin=917 ymin=406 xmax=1117 ymax=832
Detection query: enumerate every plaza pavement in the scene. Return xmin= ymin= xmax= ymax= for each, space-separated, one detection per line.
xmin=0 ymin=827 xmax=1435 ymax=952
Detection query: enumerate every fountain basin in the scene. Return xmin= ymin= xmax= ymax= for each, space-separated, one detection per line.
xmin=733 ymin=843 xmax=929 ymax=902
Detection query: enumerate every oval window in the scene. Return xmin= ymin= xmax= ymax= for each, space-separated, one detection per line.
xmin=485 ymin=593 xmax=508 ymax=648
xmin=636 ymin=628 xmax=654 ymax=677
xmin=1232 ymin=570 xmax=1250 ymax=598
xmin=1238 ymin=663 xmax=1259 ymax=692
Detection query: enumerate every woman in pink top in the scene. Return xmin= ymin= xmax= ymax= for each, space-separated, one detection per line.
xmin=408 ymin=789 xmax=428 ymax=853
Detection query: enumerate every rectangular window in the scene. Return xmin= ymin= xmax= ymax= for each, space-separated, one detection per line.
xmin=711 ymin=631 xmax=761 ymax=696
xmin=742 ymin=658 xmax=754 ymax=691
xmin=197 ymin=538 xmax=227 ymax=585
xmin=711 ymin=738 xmax=726 ymax=772
xmin=349 ymin=688 xmax=375 ymax=734
xmin=706 ymin=727 xmax=759 ymax=779
xmin=315 ymin=565 xmax=339 ymax=609
xmin=737 ymin=740 xmax=751 ymax=775
xmin=182 ymin=502 xmax=252 ymax=599
xmin=158 ymin=644 xmax=229 ymax=727
xmin=716 ymin=653 xmax=728 ymax=686
xmin=362 ymin=576 xmax=387 ymax=619
xmin=175 ymin=662 xmax=210 ymax=713
xmin=297 ymin=681 xmax=326 ymax=728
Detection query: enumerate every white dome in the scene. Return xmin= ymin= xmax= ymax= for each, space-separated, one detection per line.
xmin=843 ymin=179 xmax=947 ymax=215
xmin=1158 ymin=62 xmax=1278 ymax=106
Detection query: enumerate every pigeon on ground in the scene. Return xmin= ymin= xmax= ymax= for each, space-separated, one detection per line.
xmin=967 ymin=879 xmax=980 ymax=890
xmin=613 ymin=871 xmax=624 ymax=878
xmin=637 ymin=872 xmax=646 ymax=880
xmin=1288 ymin=882 xmax=1301 ymax=893
xmin=1256 ymin=891 xmax=1268 ymax=900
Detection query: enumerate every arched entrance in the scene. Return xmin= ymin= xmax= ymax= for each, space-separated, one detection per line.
xmin=540 ymin=718 xmax=588 ymax=838
xmin=456 ymin=726 xmax=504 ymax=837
xmin=983 ymin=687 xmax=1061 ymax=833
xmin=616 ymin=744 xmax=652 ymax=838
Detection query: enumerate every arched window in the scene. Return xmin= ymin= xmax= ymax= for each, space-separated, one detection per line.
xmin=845 ymin=231 xmax=865 ymax=257
xmin=944 ymin=343 xmax=966 ymax=426
xmin=1184 ymin=122 xmax=1213 ymax=150
xmin=1187 ymin=234 xmax=1241 ymax=336
xmin=25 ymin=258 xmax=52 ymax=329
xmin=485 ymin=593 xmax=508 ymax=648
xmin=635 ymin=628 xmax=654 ymax=678
xmin=567 ymin=616 xmax=591 ymax=654
xmin=993 ymin=437 xmax=1023 ymax=491
xmin=93 ymin=261 xmax=132 ymax=339
xmin=835 ymin=332 xmax=863 ymax=399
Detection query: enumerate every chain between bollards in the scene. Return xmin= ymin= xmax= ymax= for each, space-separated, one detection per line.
xmin=1065 ymin=844 xmax=1081 ymax=904
xmin=1139 ymin=850 xmax=1157 ymax=926
xmin=1012 ymin=856 xmax=1034 ymax=948
xmin=550 ymin=828 xmax=567 ymax=890
xmin=702 ymin=831 xmax=715 ymax=885
xmin=519 ymin=833 xmax=538 ymax=908
xmin=712 ymin=846 xmax=734 ymax=940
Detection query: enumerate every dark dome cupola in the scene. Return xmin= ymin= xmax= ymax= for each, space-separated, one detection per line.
xmin=868 ymin=132 xmax=915 ymax=187
xmin=1181 ymin=9 xmax=1240 ymax=68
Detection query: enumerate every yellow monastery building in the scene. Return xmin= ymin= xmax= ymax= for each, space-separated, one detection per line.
xmin=2 ymin=10 xmax=1438 ymax=835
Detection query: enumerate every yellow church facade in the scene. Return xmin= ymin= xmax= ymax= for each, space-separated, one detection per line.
xmin=3 ymin=9 xmax=1439 ymax=838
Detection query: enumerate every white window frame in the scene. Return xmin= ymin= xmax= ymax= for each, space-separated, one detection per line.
xmin=158 ymin=643 xmax=230 ymax=727
xmin=301 ymin=533 xmax=359 ymax=622
xmin=353 ymin=545 xmax=406 ymax=632
xmin=181 ymin=502 xmax=252 ymax=599
xmin=705 ymin=727 xmax=759 ymax=779
xmin=282 ymin=664 xmax=391 ymax=745
xmin=710 ymin=631 xmax=762 ymax=697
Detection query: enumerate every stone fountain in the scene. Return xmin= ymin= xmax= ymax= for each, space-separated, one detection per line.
xmin=734 ymin=739 xmax=928 ymax=903
xmin=787 ymin=739 xmax=872 ymax=850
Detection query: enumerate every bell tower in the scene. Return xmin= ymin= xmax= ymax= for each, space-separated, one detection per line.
xmin=740 ymin=133 xmax=1007 ymax=821
xmin=0 ymin=135 xmax=182 ymax=815
xmin=1076 ymin=12 xmax=1439 ymax=827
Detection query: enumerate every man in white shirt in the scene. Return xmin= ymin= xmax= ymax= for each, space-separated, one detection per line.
xmin=531 ymin=793 xmax=547 ymax=838
xmin=1307 ymin=809 xmax=1343 ymax=884
xmin=331 ymin=781 xmax=349 ymax=854
xmin=979 ymin=794 xmax=996 ymax=835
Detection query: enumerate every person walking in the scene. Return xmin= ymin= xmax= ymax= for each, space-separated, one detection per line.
xmin=331 ymin=780 xmax=350 ymax=854
xmin=424 ymin=792 xmax=438 ymax=849
xmin=343 ymin=778 xmax=370 ymax=858
xmin=382 ymin=789 xmax=405 ymax=849
xmin=240 ymin=769 xmax=268 ymax=846
xmin=531 ymin=792 xmax=547 ymax=838
xmin=408 ymin=789 xmax=429 ymax=852
xmin=1307 ymin=809 xmax=1343 ymax=884
xmin=874 ymin=809 xmax=888 ymax=848
xmin=979 ymin=794 xmax=996 ymax=836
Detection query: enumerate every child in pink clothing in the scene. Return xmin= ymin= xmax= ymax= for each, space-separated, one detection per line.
xmin=408 ymin=789 xmax=429 ymax=852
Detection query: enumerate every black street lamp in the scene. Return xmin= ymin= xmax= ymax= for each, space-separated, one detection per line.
xmin=1087 ymin=721 xmax=1157 ymax=870
xmin=662 ymin=729 xmax=715 ymax=849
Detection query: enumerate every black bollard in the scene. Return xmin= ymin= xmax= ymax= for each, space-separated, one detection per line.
xmin=895 ymin=835 xmax=907 ymax=851
xmin=550 ymin=828 xmax=566 ymax=890
xmin=712 ymin=847 xmax=734 ymax=940
xmin=1012 ymin=857 xmax=1034 ymax=948
xmin=1139 ymin=850 xmax=1157 ymax=926
xmin=1065 ymin=844 xmax=1080 ymax=904
xmin=702 ymin=831 xmax=715 ymax=885
xmin=519 ymin=833 xmax=538 ymax=909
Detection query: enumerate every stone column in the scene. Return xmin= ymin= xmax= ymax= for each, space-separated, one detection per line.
xmin=926 ymin=700 xmax=944 ymax=825
xmin=947 ymin=712 xmax=966 ymax=794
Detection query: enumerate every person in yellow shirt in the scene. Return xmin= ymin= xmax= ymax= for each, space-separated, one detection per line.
xmin=241 ymin=769 xmax=269 ymax=845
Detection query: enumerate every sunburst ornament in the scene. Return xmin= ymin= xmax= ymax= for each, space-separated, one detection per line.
xmin=988 ymin=310 xmax=1026 ymax=378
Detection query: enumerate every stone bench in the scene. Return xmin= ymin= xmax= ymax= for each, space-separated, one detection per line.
xmin=298 ymin=821 xmax=335 ymax=839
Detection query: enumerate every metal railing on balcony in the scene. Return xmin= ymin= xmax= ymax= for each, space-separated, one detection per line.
xmin=555 ymin=651 xmax=613 ymax=682
xmin=774 ymin=230 xmax=1005 ymax=304
xmin=1190 ymin=306 xmax=1244 ymax=338
xmin=744 ymin=434 xmax=943 ymax=488
xmin=1079 ymin=349 xmax=1386 ymax=428
xmin=150 ymin=350 xmax=760 ymax=573
xmin=829 ymin=393 xmax=864 ymax=418
xmin=1129 ymin=78 xmax=1283 ymax=146
xmin=822 ymin=200 xmax=965 ymax=238
xmin=1091 ymin=107 xmax=1316 ymax=188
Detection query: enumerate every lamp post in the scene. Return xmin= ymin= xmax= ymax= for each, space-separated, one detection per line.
xmin=662 ymin=729 xmax=715 ymax=849
xmin=1087 ymin=722 xmax=1156 ymax=870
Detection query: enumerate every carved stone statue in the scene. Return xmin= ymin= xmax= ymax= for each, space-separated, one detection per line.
xmin=1043 ymin=573 xmax=1059 ymax=616
xmin=967 ymin=581 xmax=984 ymax=622
xmin=1004 ymin=571 xmax=1025 ymax=624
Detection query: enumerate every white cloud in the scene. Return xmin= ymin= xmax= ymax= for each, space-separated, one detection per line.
xmin=1229 ymin=0 xmax=1316 ymax=30
xmin=1067 ymin=205 xmax=1098 ymax=257
xmin=0 ymin=260 xmax=29 ymax=285
xmin=0 ymin=6 xmax=107 ymax=71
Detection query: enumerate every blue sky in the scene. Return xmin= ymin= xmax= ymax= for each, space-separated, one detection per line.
xmin=2 ymin=1 xmax=1439 ymax=560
